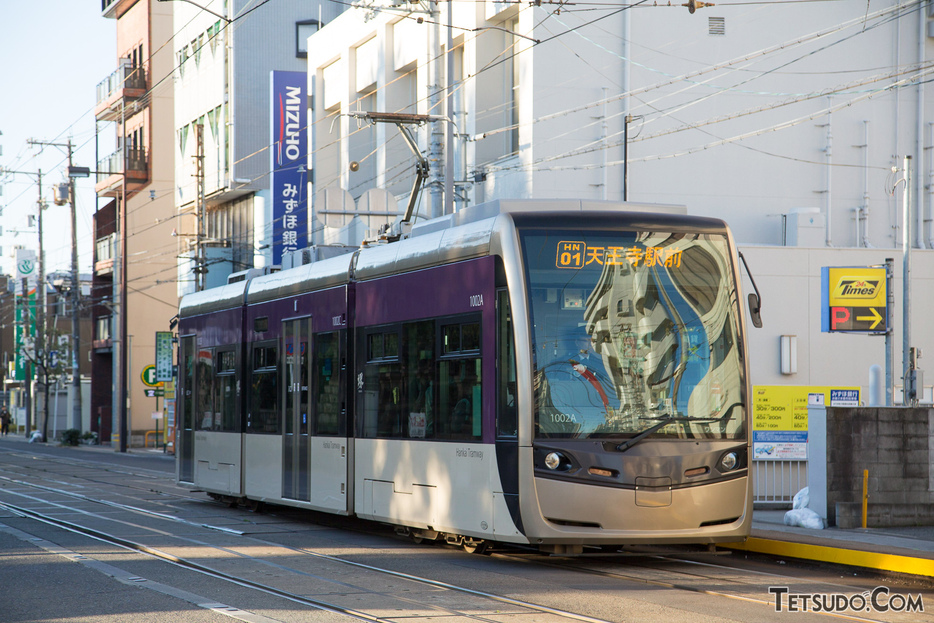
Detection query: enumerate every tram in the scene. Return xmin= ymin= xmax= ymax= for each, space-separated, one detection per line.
xmin=175 ymin=199 xmax=760 ymax=554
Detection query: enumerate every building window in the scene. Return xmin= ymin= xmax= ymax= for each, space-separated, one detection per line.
xmin=296 ymin=20 xmax=321 ymax=58
xmin=95 ymin=316 xmax=112 ymax=342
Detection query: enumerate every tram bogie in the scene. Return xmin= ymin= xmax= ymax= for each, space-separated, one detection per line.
xmin=176 ymin=199 xmax=756 ymax=553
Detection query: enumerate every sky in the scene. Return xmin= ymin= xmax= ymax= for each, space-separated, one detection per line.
xmin=0 ymin=2 xmax=116 ymax=278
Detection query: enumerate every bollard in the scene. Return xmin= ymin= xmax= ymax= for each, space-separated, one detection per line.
xmin=862 ymin=469 xmax=869 ymax=529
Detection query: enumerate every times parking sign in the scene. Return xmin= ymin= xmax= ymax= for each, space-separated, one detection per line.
xmin=821 ymin=266 xmax=887 ymax=333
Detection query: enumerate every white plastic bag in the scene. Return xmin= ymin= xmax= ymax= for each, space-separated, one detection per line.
xmin=783 ymin=507 xmax=824 ymax=529
xmin=792 ymin=486 xmax=810 ymax=510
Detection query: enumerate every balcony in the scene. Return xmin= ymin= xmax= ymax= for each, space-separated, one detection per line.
xmin=95 ymin=148 xmax=149 ymax=196
xmin=94 ymin=233 xmax=116 ymax=276
xmin=102 ymin=0 xmax=118 ymax=13
xmin=95 ymin=62 xmax=147 ymax=122
xmin=102 ymin=0 xmax=131 ymax=20
xmin=93 ymin=314 xmax=113 ymax=352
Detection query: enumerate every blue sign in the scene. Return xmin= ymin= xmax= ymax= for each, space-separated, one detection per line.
xmin=753 ymin=431 xmax=808 ymax=444
xmin=753 ymin=430 xmax=808 ymax=461
xmin=830 ymin=389 xmax=860 ymax=407
xmin=270 ymin=70 xmax=309 ymax=265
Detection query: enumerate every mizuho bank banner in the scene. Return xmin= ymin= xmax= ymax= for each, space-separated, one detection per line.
xmin=270 ymin=70 xmax=308 ymax=265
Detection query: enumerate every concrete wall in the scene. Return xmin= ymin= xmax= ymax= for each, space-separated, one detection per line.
xmin=825 ymin=406 xmax=934 ymax=528
xmin=739 ymin=246 xmax=934 ymax=399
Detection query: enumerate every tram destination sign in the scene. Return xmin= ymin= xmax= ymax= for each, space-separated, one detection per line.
xmin=821 ymin=266 xmax=887 ymax=333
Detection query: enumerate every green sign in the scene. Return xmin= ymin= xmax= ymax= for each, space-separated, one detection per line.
xmin=141 ymin=364 xmax=161 ymax=387
xmin=14 ymin=292 xmax=35 ymax=381
xmin=155 ymin=331 xmax=173 ymax=382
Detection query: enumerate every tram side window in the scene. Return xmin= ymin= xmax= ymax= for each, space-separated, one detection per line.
xmin=314 ymin=332 xmax=341 ymax=435
xmin=248 ymin=342 xmax=279 ymax=433
xmin=496 ymin=291 xmax=518 ymax=438
xmin=362 ymin=331 xmax=402 ymax=438
xmin=404 ymin=321 xmax=435 ymax=439
xmin=180 ymin=336 xmax=195 ymax=431
xmin=214 ymin=349 xmax=238 ymax=432
xmin=195 ymin=348 xmax=215 ymax=430
xmin=438 ymin=321 xmax=481 ymax=440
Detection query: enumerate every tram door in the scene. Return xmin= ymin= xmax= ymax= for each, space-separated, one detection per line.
xmin=178 ymin=335 xmax=195 ymax=483
xmin=282 ymin=318 xmax=310 ymax=501
xmin=309 ymin=330 xmax=349 ymax=513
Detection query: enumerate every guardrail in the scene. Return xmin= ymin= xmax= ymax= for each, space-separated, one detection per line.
xmin=145 ymin=430 xmax=163 ymax=448
xmin=753 ymin=459 xmax=807 ymax=506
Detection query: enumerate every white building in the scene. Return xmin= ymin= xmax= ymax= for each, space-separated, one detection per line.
xmin=173 ymin=0 xmax=344 ymax=292
xmin=303 ymin=0 xmax=934 ymax=401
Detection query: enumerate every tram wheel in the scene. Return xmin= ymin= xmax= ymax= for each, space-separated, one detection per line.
xmin=462 ymin=538 xmax=489 ymax=555
xmin=246 ymin=499 xmax=264 ymax=513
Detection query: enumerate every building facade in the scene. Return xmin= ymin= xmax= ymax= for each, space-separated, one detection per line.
xmin=96 ymin=0 xmax=177 ymax=447
xmin=302 ymin=0 xmax=934 ymax=400
xmin=172 ymin=0 xmax=344 ymax=292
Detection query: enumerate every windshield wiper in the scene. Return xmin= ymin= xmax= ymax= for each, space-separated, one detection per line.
xmin=615 ymin=415 xmax=717 ymax=452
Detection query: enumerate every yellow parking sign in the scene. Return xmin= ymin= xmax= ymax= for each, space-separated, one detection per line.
xmin=824 ymin=266 xmax=887 ymax=332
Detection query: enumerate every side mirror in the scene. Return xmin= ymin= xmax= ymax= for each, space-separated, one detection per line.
xmin=738 ymin=251 xmax=763 ymax=328
xmin=748 ymin=293 xmax=762 ymax=328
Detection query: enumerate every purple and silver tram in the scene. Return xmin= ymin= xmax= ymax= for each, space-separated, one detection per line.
xmin=176 ymin=199 xmax=755 ymax=554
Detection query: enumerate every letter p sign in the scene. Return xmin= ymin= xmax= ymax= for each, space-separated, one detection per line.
xmin=831 ymin=307 xmax=850 ymax=331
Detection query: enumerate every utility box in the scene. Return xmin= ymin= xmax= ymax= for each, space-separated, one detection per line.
xmin=783 ymin=207 xmax=825 ymax=247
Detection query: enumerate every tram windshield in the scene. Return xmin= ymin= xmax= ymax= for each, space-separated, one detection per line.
xmin=520 ymin=228 xmax=746 ymax=441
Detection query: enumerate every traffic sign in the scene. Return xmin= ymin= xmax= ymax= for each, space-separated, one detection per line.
xmin=822 ymin=267 xmax=887 ymax=333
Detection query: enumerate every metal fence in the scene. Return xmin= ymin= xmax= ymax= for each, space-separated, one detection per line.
xmin=753 ymin=460 xmax=807 ymax=506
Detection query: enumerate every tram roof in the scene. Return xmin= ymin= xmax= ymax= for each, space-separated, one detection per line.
xmin=179 ymin=199 xmax=694 ymax=316
xmin=178 ymin=280 xmax=249 ymax=318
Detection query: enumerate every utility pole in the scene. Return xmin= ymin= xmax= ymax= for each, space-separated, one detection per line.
xmin=35 ymin=170 xmax=48 ymax=440
xmin=901 ymin=155 xmax=922 ymax=406
xmin=119 ymin=127 xmax=129 ymax=452
xmin=28 ymin=138 xmax=82 ymax=433
xmin=21 ymin=277 xmax=32 ymax=438
xmin=1 ymin=164 xmax=49 ymax=437
xmin=428 ymin=0 xmax=443 ymax=219
xmin=444 ymin=0 xmax=454 ymax=216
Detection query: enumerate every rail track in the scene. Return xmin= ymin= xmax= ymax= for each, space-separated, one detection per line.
xmin=1 ymin=445 xmax=931 ymax=623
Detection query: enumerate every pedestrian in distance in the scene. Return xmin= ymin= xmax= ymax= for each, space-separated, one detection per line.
xmin=0 ymin=405 xmax=11 ymax=436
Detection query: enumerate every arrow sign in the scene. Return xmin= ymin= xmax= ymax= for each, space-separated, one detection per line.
xmin=856 ymin=307 xmax=884 ymax=330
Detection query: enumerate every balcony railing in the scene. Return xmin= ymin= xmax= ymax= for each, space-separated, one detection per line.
xmin=96 ymin=63 xmax=147 ymax=107
xmin=96 ymin=233 xmax=116 ymax=262
xmin=97 ymin=148 xmax=148 ymax=182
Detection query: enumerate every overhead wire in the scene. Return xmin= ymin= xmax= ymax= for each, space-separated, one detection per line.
xmin=11 ymin=0 xmax=918 ymax=288
xmin=483 ymin=0 xmax=922 ymax=174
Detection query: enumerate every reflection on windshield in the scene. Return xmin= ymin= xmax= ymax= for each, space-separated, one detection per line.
xmin=521 ymin=230 xmax=745 ymax=440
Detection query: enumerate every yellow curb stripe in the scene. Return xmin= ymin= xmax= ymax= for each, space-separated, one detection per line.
xmin=721 ymin=538 xmax=934 ymax=578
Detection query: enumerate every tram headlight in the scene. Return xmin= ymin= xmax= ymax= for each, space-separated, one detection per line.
xmin=538 ymin=449 xmax=573 ymax=472
xmin=719 ymin=451 xmax=738 ymax=472
xmin=544 ymin=452 xmax=563 ymax=470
